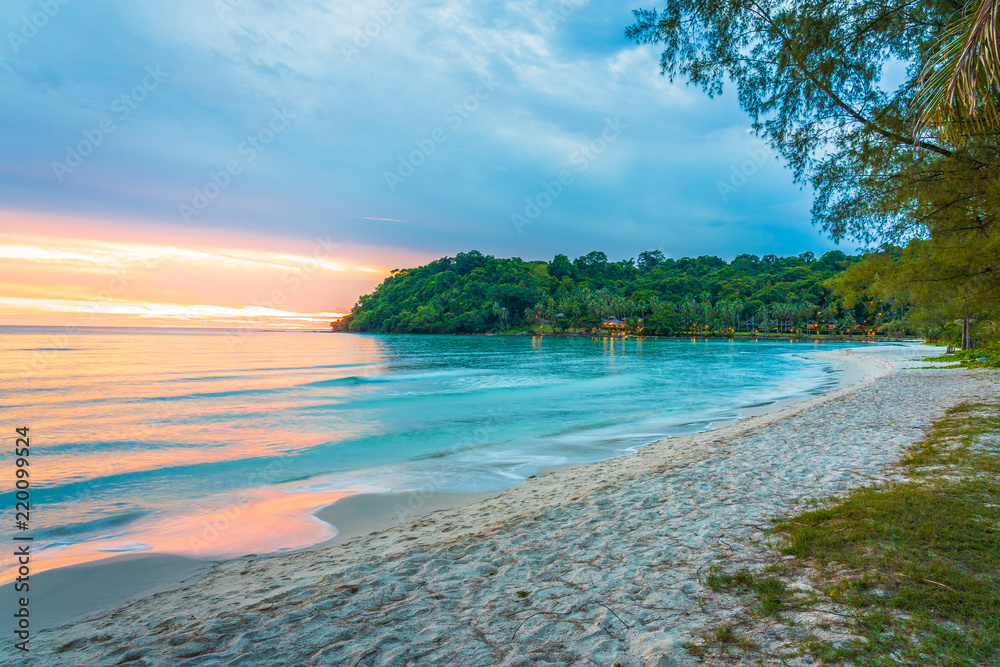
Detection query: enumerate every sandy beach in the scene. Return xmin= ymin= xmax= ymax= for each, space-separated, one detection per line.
xmin=11 ymin=345 xmax=998 ymax=666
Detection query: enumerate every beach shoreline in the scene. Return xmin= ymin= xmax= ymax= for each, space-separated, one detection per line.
xmin=17 ymin=344 xmax=994 ymax=666
xmin=306 ymin=342 xmax=881 ymax=547
xmin=11 ymin=344 xmax=876 ymax=633
xmin=3 ymin=334 xmax=860 ymax=591
xmin=8 ymin=345 xmax=892 ymax=634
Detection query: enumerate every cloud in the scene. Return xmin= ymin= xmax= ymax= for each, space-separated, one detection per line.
xmin=0 ymin=0 xmax=847 ymax=317
xmin=0 ymin=210 xmax=430 ymax=325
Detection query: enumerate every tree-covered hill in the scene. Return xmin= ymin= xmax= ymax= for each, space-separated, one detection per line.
xmin=335 ymin=250 xmax=906 ymax=336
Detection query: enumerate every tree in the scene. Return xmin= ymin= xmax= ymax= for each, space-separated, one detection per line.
xmin=828 ymin=239 xmax=998 ymax=348
xmin=335 ymin=250 xmax=894 ymax=337
xmin=454 ymin=250 xmax=491 ymax=274
xmin=574 ymin=251 xmax=609 ymax=276
xmin=628 ymin=1 xmax=963 ymax=244
xmin=548 ymin=253 xmax=575 ymax=279
xmin=644 ymin=303 xmax=680 ymax=334
xmin=627 ymin=0 xmax=1000 ymax=346
xmin=680 ymin=298 xmax=700 ymax=335
xmin=638 ymin=249 xmax=667 ymax=272
xmin=491 ymin=301 xmax=509 ymax=329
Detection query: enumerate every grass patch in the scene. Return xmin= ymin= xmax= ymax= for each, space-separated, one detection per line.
xmin=703 ymin=566 xmax=757 ymax=592
xmin=752 ymin=577 xmax=789 ymax=617
xmin=702 ymin=565 xmax=789 ymax=617
xmin=713 ymin=624 xmax=736 ymax=643
xmin=923 ymin=343 xmax=1000 ymax=369
xmin=770 ymin=401 xmax=1000 ymax=665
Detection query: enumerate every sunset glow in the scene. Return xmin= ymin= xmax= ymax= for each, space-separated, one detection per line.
xmin=0 ymin=490 xmax=351 ymax=582
xmin=0 ymin=210 xmax=428 ymax=328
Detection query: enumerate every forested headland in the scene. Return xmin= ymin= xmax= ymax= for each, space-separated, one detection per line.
xmin=337 ymin=0 xmax=1000 ymax=352
xmin=334 ymin=249 xmax=910 ymax=338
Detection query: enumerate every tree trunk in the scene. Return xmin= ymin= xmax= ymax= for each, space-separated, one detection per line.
xmin=961 ymin=317 xmax=971 ymax=350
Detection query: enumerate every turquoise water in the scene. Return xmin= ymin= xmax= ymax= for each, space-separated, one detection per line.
xmin=0 ymin=327 xmax=879 ymax=571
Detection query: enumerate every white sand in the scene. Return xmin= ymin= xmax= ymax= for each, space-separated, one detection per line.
xmin=14 ymin=345 xmax=998 ymax=666
xmin=3 ymin=554 xmax=210 ymax=634
xmin=315 ymin=490 xmax=505 ymax=548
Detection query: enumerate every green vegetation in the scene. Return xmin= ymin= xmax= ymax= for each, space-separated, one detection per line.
xmin=914 ymin=0 xmax=1000 ymax=143
xmin=711 ymin=624 xmax=735 ymax=643
xmin=704 ymin=566 xmax=755 ymax=592
xmin=776 ymin=402 xmax=1000 ymax=664
xmin=827 ymin=242 xmax=1000 ymax=351
xmin=335 ymin=249 xmax=906 ymax=337
xmin=925 ymin=341 xmax=1000 ymax=368
xmin=702 ymin=566 xmax=789 ymax=617
xmin=627 ymin=1 xmax=1000 ymax=350
xmin=699 ymin=403 xmax=1000 ymax=665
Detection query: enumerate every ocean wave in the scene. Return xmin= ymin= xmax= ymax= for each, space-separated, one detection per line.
xmin=97 ymin=542 xmax=153 ymax=553
xmin=301 ymin=368 xmax=480 ymax=388
xmin=146 ymin=387 xmax=281 ymax=401
xmin=36 ymin=510 xmax=150 ymax=538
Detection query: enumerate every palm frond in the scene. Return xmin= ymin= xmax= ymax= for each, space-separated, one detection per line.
xmin=915 ymin=0 xmax=1000 ymax=143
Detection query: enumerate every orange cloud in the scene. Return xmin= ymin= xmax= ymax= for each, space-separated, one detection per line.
xmin=0 ymin=209 xmax=428 ymax=327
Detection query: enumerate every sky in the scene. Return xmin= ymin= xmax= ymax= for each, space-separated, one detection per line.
xmin=0 ymin=0 xmax=848 ymax=327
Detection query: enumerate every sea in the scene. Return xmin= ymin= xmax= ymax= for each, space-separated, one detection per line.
xmin=0 ymin=326 xmax=886 ymax=577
